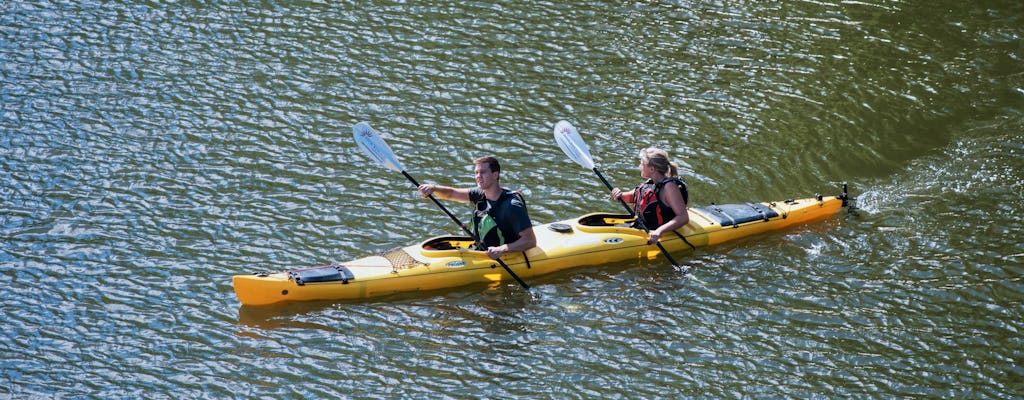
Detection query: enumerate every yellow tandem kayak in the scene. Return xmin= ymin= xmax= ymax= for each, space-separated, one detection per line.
xmin=232 ymin=188 xmax=852 ymax=306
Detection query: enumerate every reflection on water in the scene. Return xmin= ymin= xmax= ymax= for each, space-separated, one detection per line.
xmin=2 ymin=0 xmax=1022 ymax=398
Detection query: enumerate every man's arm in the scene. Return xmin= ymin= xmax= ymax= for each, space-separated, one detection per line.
xmin=418 ymin=184 xmax=471 ymax=203
xmin=485 ymin=226 xmax=536 ymax=260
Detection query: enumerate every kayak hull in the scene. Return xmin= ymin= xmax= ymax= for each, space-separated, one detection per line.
xmin=233 ymin=193 xmax=846 ymax=306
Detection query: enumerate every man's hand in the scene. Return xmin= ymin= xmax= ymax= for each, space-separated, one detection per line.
xmin=485 ymin=245 xmax=508 ymax=260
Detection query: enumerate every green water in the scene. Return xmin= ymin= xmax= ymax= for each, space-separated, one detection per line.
xmin=2 ymin=0 xmax=1022 ymax=398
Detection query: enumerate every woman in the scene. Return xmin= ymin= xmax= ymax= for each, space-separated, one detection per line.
xmin=611 ymin=147 xmax=690 ymax=245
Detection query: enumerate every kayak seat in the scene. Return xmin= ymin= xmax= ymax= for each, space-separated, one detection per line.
xmin=579 ymin=213 xmax=635 ymax=227
xmin=694 ymin=203 xmax=779 ymax=227
xmin=422 ymin=236 xmax=474 ymax=251
xmin=288 ymin=265 xmax=355 ymax=285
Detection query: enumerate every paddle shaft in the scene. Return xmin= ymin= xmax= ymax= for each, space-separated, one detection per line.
xmin=592 ymin=167 xmax=684 ymax=268
xmin=400 ymin=171 xmax=531 ymax=290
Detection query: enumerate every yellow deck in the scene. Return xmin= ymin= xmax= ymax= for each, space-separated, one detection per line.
xmin=233 ymin=194 xmax=846 ymax=306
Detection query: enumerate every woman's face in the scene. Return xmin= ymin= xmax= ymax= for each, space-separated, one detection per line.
xmin=639 ymin=160 xmax=653 ymax=179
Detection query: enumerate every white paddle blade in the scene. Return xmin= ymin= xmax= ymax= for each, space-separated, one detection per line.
xmin=553 ymin=120 xmax=596 ymax=169
xmin=353 ymin=122 xmax=406 ymax=172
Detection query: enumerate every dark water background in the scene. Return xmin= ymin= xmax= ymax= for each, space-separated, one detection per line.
xmin=2 ymin=0 xmax=1022 ymax=398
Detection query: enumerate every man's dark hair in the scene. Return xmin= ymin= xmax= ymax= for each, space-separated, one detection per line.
xmin=474 ymin=156 xmax=501 ymax=173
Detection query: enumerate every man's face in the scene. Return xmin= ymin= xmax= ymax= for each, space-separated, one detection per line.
xmin=474 ymin=163 xmax=498 ymax=189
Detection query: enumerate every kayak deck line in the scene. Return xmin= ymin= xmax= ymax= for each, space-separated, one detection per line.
xmin=233 ymin=186 xmax=854 ymax=306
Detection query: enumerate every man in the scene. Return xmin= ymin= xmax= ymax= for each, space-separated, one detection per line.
xmin=417 ymin=156 xmax=536 ymax=260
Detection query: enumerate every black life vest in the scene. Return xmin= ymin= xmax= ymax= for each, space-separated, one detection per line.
xmin=472 ymin=189 xmax=528 ymax=248
xmin=634 ymin=177 xmax=688 ymax=229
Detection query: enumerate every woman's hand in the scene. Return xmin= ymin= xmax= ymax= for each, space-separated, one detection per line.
xmin=647 ymin=229 xmax=661 ymax=244
xmin=611 ymin=188 xmax=623 ymax=202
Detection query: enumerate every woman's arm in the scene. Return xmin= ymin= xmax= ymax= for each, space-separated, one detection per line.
xmin=610 ymin=187 xmax=635 ymax=204
xmin=647 ymin=186 xmax=688 ymax=244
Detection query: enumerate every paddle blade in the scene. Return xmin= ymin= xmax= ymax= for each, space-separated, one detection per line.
xmin=353 ymin=122 xmax=406 ymax=172
xmin=553 ymin=120 xmax=596 ymax=169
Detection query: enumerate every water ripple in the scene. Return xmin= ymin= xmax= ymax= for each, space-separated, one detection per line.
xmin=2 ymin=0 xmax=1023 ymax=398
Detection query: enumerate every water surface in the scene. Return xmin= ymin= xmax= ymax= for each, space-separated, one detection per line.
xmin=2 ymin=0 xmax=1022 ymax=398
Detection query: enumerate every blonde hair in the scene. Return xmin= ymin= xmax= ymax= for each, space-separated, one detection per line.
xmin=639 ymin=147 xmax=679 ymax=177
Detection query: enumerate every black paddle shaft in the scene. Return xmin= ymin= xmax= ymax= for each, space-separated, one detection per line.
xmin=400 ymin=171 xmax=531 ymax=290
xmin=594 ymin=168 xmax=636 ymax=216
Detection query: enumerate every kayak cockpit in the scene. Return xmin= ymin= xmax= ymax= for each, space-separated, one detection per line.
xmin=577 ymin=213 xmax=636 ymax=227
xmin=422 ymin=236 xmax=476 ymax=251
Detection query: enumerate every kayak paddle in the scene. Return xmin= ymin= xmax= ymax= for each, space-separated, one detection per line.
xmin=553 ymin=120 xmax=690 ymax=273
xmin=353 ymin=122 xmax=532 ymax=291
